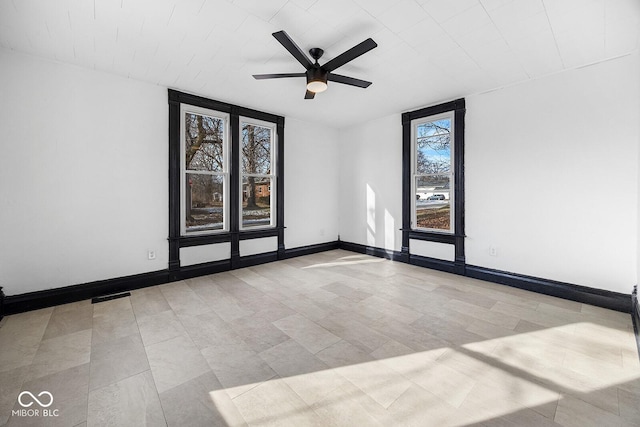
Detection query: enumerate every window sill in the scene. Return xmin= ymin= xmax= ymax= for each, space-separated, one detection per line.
xmin=177 ymin=227 xmax=285 ymax=247
xmin=403 ymin=229 xmax=464 ymax=244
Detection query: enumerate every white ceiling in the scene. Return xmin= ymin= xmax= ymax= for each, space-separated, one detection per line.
xmin=1 ymin=0 xmax=638 ymax=128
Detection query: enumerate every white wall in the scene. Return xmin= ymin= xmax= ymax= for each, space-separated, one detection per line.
xmin=0 ymin=49 xmax=341 ymax=296
xmin=466 ymin=53 xmax=639 ymax=294
xmin=2 ymin=46 xmax=637 ymax=297
xmin=0 ymin=49 xmax=169 ymax=295
xmin=284 ymin=117 xmax=340 ymax=249
xmin=338 ymin=53 xmax=639 ymax=294
xmin=338 ymin=114 xmax=403 ymax=252
xmin=637 ymin=51 xmax=640 ymax=299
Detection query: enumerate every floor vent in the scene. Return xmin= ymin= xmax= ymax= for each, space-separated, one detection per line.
xmin=91 ymin=292 xmax=131 ymax=304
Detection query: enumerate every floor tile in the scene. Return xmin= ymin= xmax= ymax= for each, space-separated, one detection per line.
xmin=259 ymin=339 xmax=329 ymax=378
xmin=0 ymin=308 xmax=53 ymax=373
xmin=187 ymin=278 xmax=255 ymax=322
xmin=370 ymin=339 xmax=415 ymax=360
xmin=228 ymin=315 xmax=290 ymax=353
xmin=146 ymin=335 xmax=211 ymax=394
xmin=317 ymin=312 xmax=390 ymax=353
xmin=136 ymin=310 xmax=188 ymax=347
xmin=130 ymin=288 xmax=171 ymax=321
xmin=321 ymin=282 xmax=373 ymax=302
xmin=0 ymin=366 xmax=28 ymax=426
xmin=42 ymin=302 xmax=93 ymax=340
xmin=282 ymin=368 xmax=351 ymax=407
xmin=0 ymin=250 xmax=638 ymax=426
xmin=309 ymin=382 xmax=385 ymax=427
xmin=86 ymin=370 xmax=165 ymax=426
xmin=26 ymin=329 xmax=92 ymax=382
xmin=617 ymin=388 xmax=640 ymax=423
xmin=201 ymin=345 xmax=276 ymax=398
xmin=9 ymin=363 xmax=90 ymax=427
xmin=177 ymin=311 xmax=245 ymax=350
xmin=280 ymin=295 xmax=329 ymax=322
xmin=315 ymin=339 xmax=374 ymax=368
xmin=238 ymin=295 xmax=296 ymax=323
xmin=231 ymin=377 xmax=323 ymax=427
xmin=445 ymin=299 xmax=520 ymax=330
xmin=159 ymin=282 xmax=210 ymax=317
xmin=554 ymin=394 xmax=628 ymax=427
xmin=433 ymin=285 xmax=499 ymax=310
xmin=410 ymin=358 xmax=477 ymax=408
xmin=335 ymin=359 xmax=413 ymax=409
xmin=272 ymin=314 xmax=341 ymax=355
xmin=384 ymin=384 xmax=465 ymax=426
xmin=159 ymin=371 xmax=246 ymax=427
xmin=229 ymin=269 xmax=287 ymax=301
xmin=89 ymin=334 xmax=149 ymax=391
xmin=91 ymin=298 xmax=138 ymax=345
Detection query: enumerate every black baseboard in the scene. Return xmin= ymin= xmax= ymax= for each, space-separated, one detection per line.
xmin=1 ymin=242 xmax=343 ymax=316
xmin=338 ymin=241 xmax=403 ymax=261
xmin=338 ymin=240 xmax=632 ymax=314
xmin=4 ymin=270 xmax=170 ymax=315
xmin=3 ymin=240 xmax=634 ymax=317
xmin=281 ymin=241 xmax=340 ymax=259
xmin=410 ymin=254 xmax=464 ymax=275
xmin=465 ymin=265 xmax=631 ymax=313
xmin=176 ymin=260 xmax=231 ymax=280
xmin=0 ymin=286 xmax=4 ymax=321
xmin=238 ymin=252 xmax=278 ymax=268
xmin=633 ymin=286 xmax=640 ymax=358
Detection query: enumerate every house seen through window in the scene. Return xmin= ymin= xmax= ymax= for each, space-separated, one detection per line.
xmin=241 ymin=120 xmax=275 ymax=229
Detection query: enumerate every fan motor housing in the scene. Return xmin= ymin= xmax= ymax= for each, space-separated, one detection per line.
xmin=306 ymin=67 xmax=328 ymax=85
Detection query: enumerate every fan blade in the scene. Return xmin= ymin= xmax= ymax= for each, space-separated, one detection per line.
xmin=253 ymin=73 xmax=306 ymax=80
xmin=272 ymin=31 xmax=313 ymax=69
xmin=304 ymin=90 xmax=315 ymax=99
xmin=328 ymin=73 xmax=372 ymax=88
xmin=322 ymin=38 xmax=377 ymax=72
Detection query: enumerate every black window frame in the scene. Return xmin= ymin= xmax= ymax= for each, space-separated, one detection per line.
xmin=168 ymin=89 xmax=285 ymax=279
xmin=402 ymin=98 xmax=465 ymax=271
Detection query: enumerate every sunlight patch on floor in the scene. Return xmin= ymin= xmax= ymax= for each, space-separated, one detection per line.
xmin=207 ymin=321 xmax=640 ymax=426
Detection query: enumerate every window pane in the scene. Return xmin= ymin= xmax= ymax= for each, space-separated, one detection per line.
xmin=416 ymin=119 xmax=451 ymax=174
xmin=242 ymin=176 xmax=271 ymax=228
xmin=242 ymin=124 xmax=271 ymax=174
xmin=185 ymin=113 xmax=224 ymax=172
xmin=415 ymin=175 xmax=451 ymax=231
xmin=185 ymin=173 xmax=224 ymax=232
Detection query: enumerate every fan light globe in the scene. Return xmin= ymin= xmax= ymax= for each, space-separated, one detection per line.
xmin=307 ymin=80 xmax=328 ymax=93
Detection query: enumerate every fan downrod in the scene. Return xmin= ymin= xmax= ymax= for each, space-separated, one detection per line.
xmin=309 ymin=48 xmax=324 ymax=63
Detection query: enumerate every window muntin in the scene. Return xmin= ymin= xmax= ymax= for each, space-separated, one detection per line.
xmin=180 ymin=105 xmax=230 ymax=235
xmin=412 ymin=112 xmax=454 ymax=233
xmin=240 ymin=119 xmax=276 ymax=229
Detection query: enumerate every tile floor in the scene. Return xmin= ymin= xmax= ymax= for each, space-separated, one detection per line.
xmin=1 ymin=249 xmax=639 ymax=426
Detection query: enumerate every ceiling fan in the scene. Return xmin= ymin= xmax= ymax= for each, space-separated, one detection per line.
xmin=253 ymin=30 xmax=377 ymax=99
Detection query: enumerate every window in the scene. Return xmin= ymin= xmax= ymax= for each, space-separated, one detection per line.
xmin=412 ymin=113 xmax=454 ymax=232
xmin=169 ymin=90 xmax=285 ymax=277
xmin=181 ymin=105 xmax=229 ymax=235
xmin=402 ymin=98 xmax=465 ymax=267
xmin=241 ymin=119 xmax=276 ymax=229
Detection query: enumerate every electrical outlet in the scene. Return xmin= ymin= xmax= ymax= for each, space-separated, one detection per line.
xmin=489 ymin=246 xmax=498 ymax=257
xmin=147 ymin=250 xmax=156 ymax=260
